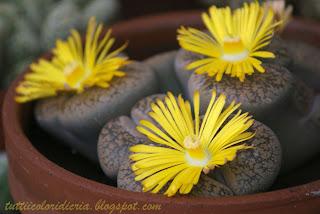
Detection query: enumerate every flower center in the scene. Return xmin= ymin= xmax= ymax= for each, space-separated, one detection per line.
xmin=184 ymin=135 xmax=210 ymax=167
xmin=221 ymin=37 xmax=248 ymax=62
xmin=63 ymin=62 xmax=86 ymax=89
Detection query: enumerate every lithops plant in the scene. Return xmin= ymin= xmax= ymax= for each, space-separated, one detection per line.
xmin=176 ymin=0 xmax=294 ymax=89
xmin=175 ymin=1 xmax=320 ymax=173
xmin=15 ymin=18 xmax=158 ymax=162
xmin=98 ymin=91 xmax=281 ymax=197
xmin=175 ymin=37 xmax=293 ymax=100
xmin=177 ymin=2 xmax=292 ymax=119
xmin=0 ymin=0 xmax=120 ymax=88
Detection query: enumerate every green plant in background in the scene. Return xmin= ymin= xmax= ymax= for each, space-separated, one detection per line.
xmin=0 ymin=153 xmax=12 ymax=212
xmin=0 ymin=0 xmax=120 ymax=89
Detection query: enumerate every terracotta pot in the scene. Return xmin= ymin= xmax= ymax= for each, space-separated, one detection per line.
xmin=281 ymin=17 xmax=320 ymax=49
xmin=3 ymin=11 xmax=320 ymax=214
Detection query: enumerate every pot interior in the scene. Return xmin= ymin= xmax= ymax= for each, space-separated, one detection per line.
xmin=21 ymin=104 xmax=115 ymax=186
xmin=19 ymin=13 xmax=320 ymax=194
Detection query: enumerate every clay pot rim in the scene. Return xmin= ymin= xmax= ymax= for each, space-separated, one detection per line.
xmin=3 ymin=11 xmax=320 ymax=206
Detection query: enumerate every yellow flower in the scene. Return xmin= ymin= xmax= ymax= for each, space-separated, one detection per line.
xmin=130 ymin=91 xmax=255 ymax=197
xmin=264 ymin=0 xmax=293 ymax=32
xmin=15 ymin=17 xmax=129 ymax=103
xmin=177 ymin=2 xmax=280 ymax=82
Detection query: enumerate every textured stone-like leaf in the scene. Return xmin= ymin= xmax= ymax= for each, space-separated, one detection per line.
xmin=98 ymin=116 xmax=145 ymax=180
xmin=145 ymin=50 xmax=182 ymax=94
xmin=191 ymin=175 xmax=234 ymax=197
xmin=131 ymin=94 xmax=166 ymax=125
xmin=188 ymin=63 xmax=294 ymax=123
xmin=219 ymin=120 xmax=282 ymax=195
xmin=117 ymin=149 xmax=143 ymax=192
xmin=174 ymin=48 xmax=203 ymax=99
xmin=35 ymin=62 xmax=158 ymax=162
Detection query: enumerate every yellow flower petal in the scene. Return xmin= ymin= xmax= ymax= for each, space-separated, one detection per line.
xmin=15 ymin=17 xmax=129 ymax=103
xmin=177 ymin=2 xmax=278 ymax=81
xmin=131 ymin=91 xmax=254 ymax=196
xmin=250 ymin=51 xmax=275 ymax=58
